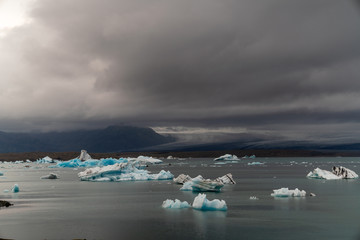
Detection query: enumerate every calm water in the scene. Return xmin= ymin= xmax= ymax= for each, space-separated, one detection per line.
xmin=0 ymin=157 xmax=359 ymax=240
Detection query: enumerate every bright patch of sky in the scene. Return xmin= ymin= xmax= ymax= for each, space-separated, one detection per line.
xmin=0 ymin=0 xmax=33 ymax=36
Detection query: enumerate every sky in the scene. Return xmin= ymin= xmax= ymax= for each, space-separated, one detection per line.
xmin=1 ymin=0 xmax=360 ymax=143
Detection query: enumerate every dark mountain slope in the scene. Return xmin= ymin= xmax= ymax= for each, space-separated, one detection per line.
xmin=0 ymin=126 xmax=174 ymax=153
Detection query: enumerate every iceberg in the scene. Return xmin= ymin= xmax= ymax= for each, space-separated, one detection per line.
xmin=52 ymin=156 xmax=161 ymax=168
xmin=192 ymin=193 xmax=227 ymax=211
xmin=12 ymin=184 xmax=19 ymax=193
xmin=0 ymin=172 xmax=3 ymax=176
xmin=332 ymin=166 xmax=358 ymax=179
xmin=214 ymin=154 xmax=239 ymax=161
xmin=247 ymin=162 xmax=264 ymax=166
xmin=37 ymin=156 xmax=55 ymax=164
xmin=78 ymin=162 xmax=173 ymax=182
xmin=162 ymin=199 xmax=191 ymax=209
xmin=271 ymin=188 xmax=306 ymax=197
xmin=307 ymin=168 xmax=341 ymax=180
xmin=191 ymin=177 xmax=224 ymax=192
xmin=215 ymin=173 xmax=236 ymax=184
xmin=173 ymin=174 xmax=192 ymax=184
xmin=41 ymin=173 xmax=58 ymax=179
xmin=77 ymin=150 xmax=92 ymax=161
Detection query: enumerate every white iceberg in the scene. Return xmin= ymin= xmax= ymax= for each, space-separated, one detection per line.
xmin=307 ymin=166 xmax=358 ymax=180
xmin=77 ymin=150 xmax=92 ymax=161
xmin=332 ymin=166 xmax=358 ymax=179
xmin=191 ymin=177 xmax=224 ymax=192
xmin=215 ymin=173 xmax=236 ymax=184
xmin=180 ymin=175 xmax=204 ymax=191
xmin=78 ymin=162 xmax=173 ymax=182
xmin=162 ymin=199 xmax=191 ymax=209
xmin=248 ymin=162 xmax=264 ymax=166
xmin=192 ymin=193 xmax=227 ymax=211
xmin=214 ymin=154 xmax=239 ymax=161
xmin=271 ymin=188 xmax=306 ymax=197
xmin=173 ymin=174 xmax=192 ymax=184
xmin=41 ymin=173 xmax=58 ymax=179
xmin=307 ymin=168 xmax=341 ymax=180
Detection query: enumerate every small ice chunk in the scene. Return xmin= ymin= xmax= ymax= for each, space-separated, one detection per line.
xmin=310 ymin=193 xmax=316 ymax=197
xmin=249 ymin=196 xmax=259 ymax=200
xmin=214 ymin=154 xmax=239 ymax=161
xmin=162 ymin=199 xmax=190 ymax=209
xmin=3 ymin=189 xmax=9 ymax=193
xmin=0 ymin=172 xmax=3 ymax=176
xmin=11 ymin=184 xmax=19 ymax=193
xmin=271 ymin=188 xmax=306 ymax=197
xmin=41 ymin=173 xmax=58 ymax=179
xmin=247 ymin=162 xmax=264 ymax=166
xmin=192 ymin=193 xmax=227 ymax=211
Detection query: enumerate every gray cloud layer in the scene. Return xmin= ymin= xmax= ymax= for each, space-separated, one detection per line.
xmin=1 ymin=0 xmax=360 ymax=141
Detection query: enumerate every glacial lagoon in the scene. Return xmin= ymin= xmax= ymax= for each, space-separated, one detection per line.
xmin=0 ymin=157 xmax=359 ymax=240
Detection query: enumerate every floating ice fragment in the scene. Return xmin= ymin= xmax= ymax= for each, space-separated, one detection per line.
xmin=3 ymin=189 xmax=9 ymax=193
xmin=191 ymin=178 xmax=224 ymax=192
xmin=0 ymin=172 xmax=3 ymax=176
xmin=271 ymin=188 xmax=306 ymax=197
xmin=310 ymin=193 xmax=316 ymax=197
xmin=78 ymin=162 xmax=173 ymax=182
xmin=162 ymin=199 xmax=190 ymax=209
xmin=192 ymin=193 xmax=227 ymax=211
xmin=247 ymin=162 xmax=264 ymax=166
xmin=173 ymin=174 xmax=192 ymax=184
xmin=215 ymin=173 xmax=236 ymax=184
xmin=11 ymin=184 xmax=19 ymax=193
xmin=77 ymin=150 xmax=92 ymax=161
xmin=249 ymin=196 xmax=259 ymax=200
xmin=332 ymin=166 xmax=358 ymax=179
xmin=214 ymin=154 xmax=239 ymax=161
xmin=37 ymin=156 xmax=55 ymax=164
xmin=307 ymin=168 xmax=342 ymax=180
xmin=41 ymin=173 xmax=58 ymax=179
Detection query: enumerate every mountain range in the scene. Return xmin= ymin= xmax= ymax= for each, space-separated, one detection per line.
xmin=0 ymin=126 xmax=174 ymax=153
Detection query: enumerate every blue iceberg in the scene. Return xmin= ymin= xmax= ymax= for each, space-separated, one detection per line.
xmin=162 ymin=199 xmax=191 ymax=209
xmin=12 ymin=184 xmax=19 ymax=193
xmin=78 ymin=162 xmax=173 ymax=182
xmin=192 ymin=193 xmax=227 ymax=211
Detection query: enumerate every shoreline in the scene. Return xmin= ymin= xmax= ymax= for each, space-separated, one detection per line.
xmin=0 ymin=149 xmax=359 ymax=161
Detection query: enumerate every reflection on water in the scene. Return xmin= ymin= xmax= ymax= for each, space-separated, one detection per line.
xmin=192 ymin=210 xmax=227 ymax=239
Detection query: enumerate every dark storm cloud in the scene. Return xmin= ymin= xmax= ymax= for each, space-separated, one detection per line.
xmin=1 ymin=0 xmax=360 ymax=140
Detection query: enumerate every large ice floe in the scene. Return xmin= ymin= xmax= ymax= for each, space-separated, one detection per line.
xmin=214 ymin=154 xmax=239 ymax=161
xmin=162 ymin=199 xmax=191 ymax=209
xmin=192 ymin=193 xmax=227 ymax=211
xmin=307 ymin=166 xmax=358 ymax=180
xmin=78 ymin=162 xmax=173 ymax=182
xmin=271 ymin=188 xmax=306 ymax=197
